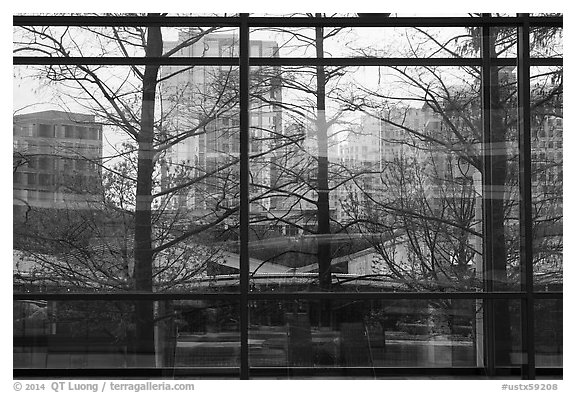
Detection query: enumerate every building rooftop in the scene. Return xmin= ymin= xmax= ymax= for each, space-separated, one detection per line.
xmin=14 ymin=110 xmax=97 ymax=124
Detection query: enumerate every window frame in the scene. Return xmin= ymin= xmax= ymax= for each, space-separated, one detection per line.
xmin=12 ymin=13 xmax=563 ymax=380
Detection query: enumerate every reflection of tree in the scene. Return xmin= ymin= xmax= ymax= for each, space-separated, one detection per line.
xmin=243 ymin=19 xmax=357 ymax=291
xmin=333 ymin=19 xmax=562 ymax=365
xmin=14 ymin=16 xmax=266 ymax=366
xmin=13 ymin=15 xmax=562 ymax=369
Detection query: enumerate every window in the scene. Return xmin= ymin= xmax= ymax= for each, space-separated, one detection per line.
xmin=26 ymin=173 xmax=36 ymax=185
xmin=38 ymin=173 xmax=54 ymax=187
xmin=37 ymin=156 xmax=54 ymax=170
xmin=64 ymin=125 xmax=76 ymax=138
xmin=12 ymin=13 xmax=562 ymax=381
xmin=13 ymin=172 xmax=23 ymax=185
xmin=38 ymin=124 xmax=55 ymax=138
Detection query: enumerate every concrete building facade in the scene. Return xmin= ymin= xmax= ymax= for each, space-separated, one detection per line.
xmin=13 ymin=110 xmax=103 ymax=212
xmin=159 ymin=31 xmax=282 ymax=218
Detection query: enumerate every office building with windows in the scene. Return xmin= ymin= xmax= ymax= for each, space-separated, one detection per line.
xmin=13 ymin=110 xmax=103 ymax=212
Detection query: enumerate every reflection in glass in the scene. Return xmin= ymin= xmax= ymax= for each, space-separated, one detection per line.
xmin=534 ymin=299 xmax=562 ymax=367
xmin=250 ymin=26 xmax=481 ymax=58
xmin=13 ymin=63 xmax=242 ymax=293
xmin=530 ymin=66 xmax=563 ymax=290
xmin=248 ymin=65 xmax=488 ymax=292
xmin=12 ymin=14 xmax=563 ymax=379
xmin=13 ymin=300 xmax=240 ymax=369
xmin=530 ymin=27 xmax=563 ymax=58
xmin=13 ymin=26 xmax=239 ymax=58
xmin=249 ymin=299 xmax=491 ymax=368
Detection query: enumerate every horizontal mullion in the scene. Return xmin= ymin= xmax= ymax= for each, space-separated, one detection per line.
xmin=12 ymin=56 xmax=239 ymax=66
xmin=247 ymin=291 xmax=529 ymax=300
xmin=13 ymin=292 xmax=241 ymax=301
xmin=10 ymin=56 xmax=485 ymax=67
xmin=248 ymin=16 xmax=562 ymax=28
xmin=252 ymin=57 xmax=482 ymax=67
xmin=13 ymin=15 xmax=240 ymax=27
xmin=13 ymin=368 xmax=240 ymax=378
xmin=528 ymin=16 xmax=563 ymax=27
xmin=13 ymin=291 xmax=561 ymax=301
xmin=13 ymin=367 xmax=563 ymax=378
xmin=13 ymin=56 xmax=562 ymax=67
xmin=529 ymin=57 xmax=563 ymax=66
xmin=251 ymin=58 xmax=560 ymax=67
xmin=13 ymin=16 xmax=562 ymax=29
xmin=533 ymin=291 xmax=564 ymax=299
xmin=249 ymin=16 xmax=513 ymax=28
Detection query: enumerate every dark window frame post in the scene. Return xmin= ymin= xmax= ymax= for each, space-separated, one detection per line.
xmin=239 ymin=12 xmax=250 ymax=380
xmin=480 ymin=13 xmax=496 ymax=376
xmin=517 ymin=12 xmax=536 ymax=380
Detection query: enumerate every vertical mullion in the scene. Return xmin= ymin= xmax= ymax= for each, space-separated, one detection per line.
xmin=517 ymin=13 xmax=536 ymax=380
xmin=239 ymin=12 xmax=250 ymax=380
xmin=481 ymin=13 xmax=495 ymax=376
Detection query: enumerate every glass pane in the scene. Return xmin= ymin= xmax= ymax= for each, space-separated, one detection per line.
xmin=482 ymin=66 xmax=520 ymax=292
xmin=530 ymin=27 xmax=563 ymax=58
xmin=250 ymin=26 xmax=481 ymax=58
xmin=13 ymin=25 xmax=239 ymax=57
xmin=164 ymin=28 xmax=240 ymax=57
xmin=490 ymin=26 xmax=517 ymax=58
xmin=14 ymin=64 xmax=240 ymax=293
xmin=249 ymin=298 xmax=494 ymax=369
xmin=12 ymin=14 xmax=564 ymax=380
xmin=531 ymin=66 xmax=562 ymax=290
xmin=534 ymin=299 xmax=562 ymax=367
xmin=13 ymin=300 xmax=240 ymax=370
xmin=494 ymin=299 xmax=522 ymax=367
xmin=249 ymin=65 xmax=487 ymax=292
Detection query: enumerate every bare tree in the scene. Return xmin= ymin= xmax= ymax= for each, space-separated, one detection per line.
xmin=13 ymin=15 xmax=285 ymax=365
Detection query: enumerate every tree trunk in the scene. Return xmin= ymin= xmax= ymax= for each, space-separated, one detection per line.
xmin=315 ymin=17 xmax=332 ymax=292
xmin=132 ymin=21 xmax=163 ymax=367
xmin=484 ymin=29 xmax=512 ymax=367
xmin=489 ymin=61 xmax=512 ymax=366
xmin=315 ymin=18 xmax=332 ymax=329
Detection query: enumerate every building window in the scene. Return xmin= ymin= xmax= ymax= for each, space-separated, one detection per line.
xmin=38 ymin=123 xmax=55 ymax=138
xmin=64 ymin=125 xmax=76 ymax=138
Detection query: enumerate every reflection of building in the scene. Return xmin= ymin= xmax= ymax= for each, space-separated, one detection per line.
xmin=336 ymin=107 xmax=447 ymax=221
xmin=532 ymin=116 xmax=563 ymax=213
xmin=531 ymin=113 xmax=563 ymax=276
xmin=160 ymin=31 xmax=282 ymax=216
xmin=13 ymin=110 xmax=103 ymax=212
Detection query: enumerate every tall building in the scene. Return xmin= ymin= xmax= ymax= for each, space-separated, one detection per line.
xmin=336 ymin=106 xmax=446 ymax=222
xmin=531 ymin=109 xmax=563 ymax=276
xmin=13 ymin=110 xmax=103 ymax=212
xmin=159 ymin=31 xmax=282 ymax=218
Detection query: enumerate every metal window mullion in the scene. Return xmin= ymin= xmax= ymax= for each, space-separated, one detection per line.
xmin=12 ymin=56 xmax=563 ymax=68
xmin=12 ymin=292 xmax=240 ymax=301
xmin=13 ymin=15 xmax=562 ymax=28
xmin=13 ymin=15 xmax=240 ymax=27
xmin=249 ymin=57 xmax=484 ymax=67
xmin=12 ymin=57 xmax=240 ymax=66
xmin=13 ymin=291 xmax=562 ymax=302
xmin=239 ymin=12 xmax=250 ymax=381
xmin=250 ymin=58 xmax=560 ymax=67
xmin=517 ymin=13 xmax=536 ymax=380
xmin=481 ymin=14 xmax=496 ymax=376
xmin=246 ymin=292 xmax=528 ymax=300
xmin=248 ymin=16 xmax=529 ymax=28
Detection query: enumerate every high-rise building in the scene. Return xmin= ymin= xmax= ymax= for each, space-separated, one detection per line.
xmin=13 ymin=110 xmax=103 ymax=212
xmin=336 ymin=106 xmax=446 ymax=222
xmin=159 ymin=31 xmax=282 ymax=217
